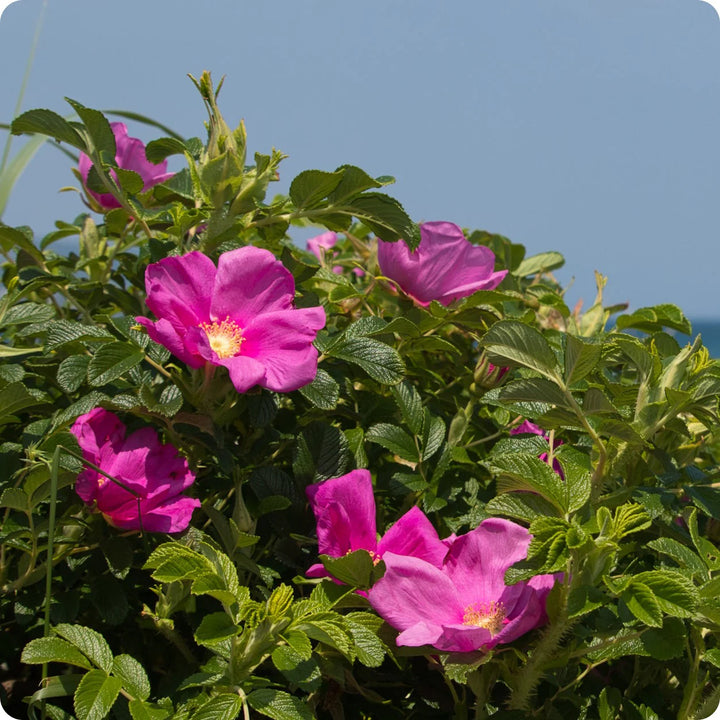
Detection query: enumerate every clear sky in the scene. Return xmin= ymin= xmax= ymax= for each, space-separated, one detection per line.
xmin=1 ymin=0 xmax=720 ymax=319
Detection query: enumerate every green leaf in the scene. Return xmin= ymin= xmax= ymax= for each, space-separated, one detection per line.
xmin=128 ymin=700 xmax=172 ymax=720
xmin=390 ymin=382 xmax=424 ymax=436
xmin=564 ymin=334 xmax=601 ymax=385
xmin=271 ymin=646 xmax=321 ymax=692
xmin=21 ymin=637 xmax=93 ymax=669
xmin=633 ymin=570 xmax=698 ymax=618
xmin=646 ymin=538 xmax=708 ymax=578
xmin=499 ymin=378 xmax=569 ymax=408
xmin=0 ymin=381 xmax=43 ymax=424
xmin=57 ymin=355 xmax=90 ymax=393
xmin=481 ymin=321 xmax=560 ymax=380
xmin=421 ymin=411 xmax=445 ymax=461
xmin=55 ymin=624 xmax=114 ymax=673
xmin=326 ymin=164 xmax=384 ymax=204
xmin=3 ymin=301 xmax=55 ymax=326
xmin=194 ymin=612 xmax=240 ymax=647
xmin=283 ymin=631 xmax=312 ymax=661
xmin=485 ymin=492 xmax=561 ymax=523
xmin=513 ymin=251 xmax=564 ymax=277
xmin=345 ymin=612 xmax=386 ymax=667
xmin=486 ymin=453 xmax=568 ymax=514
xmin=87 ymin=342 xmax=145 ymax=386
xmin=685 ymin=486 xmax=720 ymax=521
xmin=366 ymin=423 xmax=419 ymax=463
xmin=112 ymin=654 xmax=150 ymax=701
xmin=622 ymin=581 xmax=663 ymax=627
xmin=327 ymin=336 xmax=404 ymax=385
xmin=0 ymin=487 xmax=29 ymax=511
xmin=289 ymin=168 xmax=343 ymax=208
xmin=347 ymin=192 xmax=420 ymax=248
xmin=11 ymin=108 xmax=87 ymax=150
xmin=320 ymin=550 xmax=382 ymax=589
xmin=46 ymin=320 xmax=114 ymax=349
xmin=73 ymin=669 xmax=122 ymax=720
xmin=65 ymin=99 xmax=116 ymax=157
xmin=615 ymin=304 xmax=692 ymax=335
xmin=191 ymin=694 xmax=244 ymax=720
xmin=247 ymin=689 xmax=314 ymax=720
xmin=143 ymin=542 xmax=216 ymax=581
xmin=144 ymin=136 xmax=190 ymax=163
xmin=293 ymin=421 xmax=350 ymax=483
xmin=298 ymin=369 xmax=339 ymax=410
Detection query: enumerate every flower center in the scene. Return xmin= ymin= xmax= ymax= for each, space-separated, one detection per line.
xmin=462 ymin=601 xmax=507 ymax=636
xmin=201 ymin=316 xmax=244 ymax=358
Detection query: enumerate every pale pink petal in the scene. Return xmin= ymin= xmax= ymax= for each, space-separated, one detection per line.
xmin=136 ymin=317 xmax=205 ymax=368
xmin=395 ymin=621 xmax=445 ymax=648
xmin=377 ymin=506 xmax=448 ymax=567
xmin=306 ymin=470 xmax=377 ymax=558
xmin=433 ymin=624 xmax=495 ymax=653
xmin=307 ymin=232 xmax=338 ymax=260
xmin=240 ymin=307 xmax=326 ymax=392
xmin=367 ymin=553 xmax=462 ymax=632
xmin=210 ymin=246 xmax=296 ymax=324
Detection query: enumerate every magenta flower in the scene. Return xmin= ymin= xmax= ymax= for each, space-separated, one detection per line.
xmin=78 ymin=122 xmax=174 ymax=210
xmin=305 ymin=469 xmax=448 ymax=580
xmin=307 ymin=231 xmax=364 ymax=277
xmin=367 ymin=518 xmax=560 ymax=653
xmin=377 ymin=221 xmax=507 ymax=307
xmin=510 ymin=420 xmax=564 ymax=478
xmin=136 ymin=247 xmax=326 ymax=393
xmin=70 ymin=408 xmax=200 ymax=533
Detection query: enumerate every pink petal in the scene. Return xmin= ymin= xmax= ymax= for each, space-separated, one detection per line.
xmin=240 ymin=307 xmax=326 ymax=392
xmin=367 ymin=553 xmax=463 ymax=632
xmin=217 ymin=353 xmax=267 ymax=393
xmin=210 ymin=246 xmax=296 ymax=324
xmin=306 ymin=470 xmax=377 ymax=558
xmin=136 ymin=317 xmax=205 ymax=368
xmin=377 ymin=506 xmax=448 ymax=567
xmin=378 ymin=221 xmax=507 ymax=307
xmin=307 ymin=232 xmax=338 ymax=260
xmin=395 ymin=621 xmax=445 ymax=648
xmin=432 ymin=623 xmax=495 ymax=653
xmin=444 ymin=518 xmax=532 ymax=609
xmin=142 ymin=251 xmax=216 ymax=331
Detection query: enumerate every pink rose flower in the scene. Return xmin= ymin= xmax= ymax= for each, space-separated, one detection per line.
xmin=510 ymin=420 xmax=564 ymax=478
xmin=70 ymin=408 xmax=200 ymax=533
xmin=306 ymin=231 xmax=364 ymax=277
xmin=78 ymin=122 xmax=174 ymax=210
xmin=367 ymin=518 xmax=560 ymax=653
xmin=305 ymin=469 xmax=448 ymax=580
xmin=377 ymin=221 xmax=507 ymax=307
xmin=136 ymin=247 xmax=326 ymax=393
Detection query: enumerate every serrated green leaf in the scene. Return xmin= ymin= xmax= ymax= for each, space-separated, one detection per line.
xmin=73 ymin=669 xmax=122 ymax=720
xmin=247 ymin=688 xmax=314 ymax=720
xmin=421 ymin=410 xmax=445 ymax=461
xmin=327 ymin=336 xmax=404 ymax=385
xmin=647 ymin=538 xmax=708 ymax=578
xmin=112 ymin=654 xmax=150 ymax=701
xmin=366 ymin=423 xmax=419 ymax=462
xmin=87 ymin=342 xmax=145 ymax=386
xmin=57 ymin=355 xmax=90 ymax=393
xmin=55 ymin=624 xmax=113 ymax=673
xmin=128 ymin=699 xmax=172 ymax=720
xmin=390 ymin=382 xmax=423 ymax=436
xmin=271 ymin=646 xmax=321 ymax=692
xmin=11 ymin=108 xmax=86 ymax=150
xmin=564 ymin=334 xmax=601 ymax=385
xmin=21 ymin=637 xmax=93 ymax=669
xmin=191 ymin=693 xmax=244 ymax=720
xmin=0 ymin=487 xmax=29 ymax=511
xmin=481 ymin=321 xmax=560 ymax=380
xmin=499 ymin=378 xmax=569 ymax=408
xmin=298 ymin=369 xmax=339 ymax=410
xmin=282 ymin=631 xmax=312 ymax=661
xmin=46 ymin=320 xmax=114 ymax=349
xmin=485 ymin=492 xmax=561 ymax=522
xmin=345 ymin=612 xmax=386 ymax=667
xmin=623 ymin=581 xmax=662 ymax=627
xmin=194 ymin=612 xmax=239 ymax=646
xmin=320 ymin=550 xmax=379 ymax=589
xmin=289 ymin=168 xmax=343 ymax=209
xmin=513 ymin=251 xmax=564 ymax=277
xmin=633 ymin=570 xmax=698 ymax=618
xmin=292 ymin=421 xmax=349 ymax=483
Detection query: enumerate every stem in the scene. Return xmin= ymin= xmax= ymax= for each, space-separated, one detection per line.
xmin=0 ymin=0 xmax=47 ymax=176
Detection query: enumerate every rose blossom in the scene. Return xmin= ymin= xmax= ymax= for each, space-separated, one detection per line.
xmin=136 ymin=247 xmax=326 ymax=393
xmin=377 ymin=221 xmax=507 ymax=306
xmin=305 ymin=469 xmax=448 ymax=580
xmin=78 ymin=122 xmax=174 ymax=210
xmin=367 ymin=518 xmax=560 ymax=653
xmin=70 ymin=408 xmax=200 ymax=533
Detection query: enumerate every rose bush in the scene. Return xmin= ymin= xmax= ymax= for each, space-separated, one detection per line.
xmin=2 ymin=73 xmax=720 ymax=720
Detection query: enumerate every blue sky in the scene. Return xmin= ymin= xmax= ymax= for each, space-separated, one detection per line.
xmin=1 ymin=0 xmax=720 ymax=319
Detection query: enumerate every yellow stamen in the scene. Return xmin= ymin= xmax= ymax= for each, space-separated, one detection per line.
xmin=201 ymin=316 xmax=244 ymax=358
xmin=462 ymin=600 xmax=506 ymax=636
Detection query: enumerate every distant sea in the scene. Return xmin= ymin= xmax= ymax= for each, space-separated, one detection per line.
xmin=682 ymin=320 xmax=720 ymax=358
